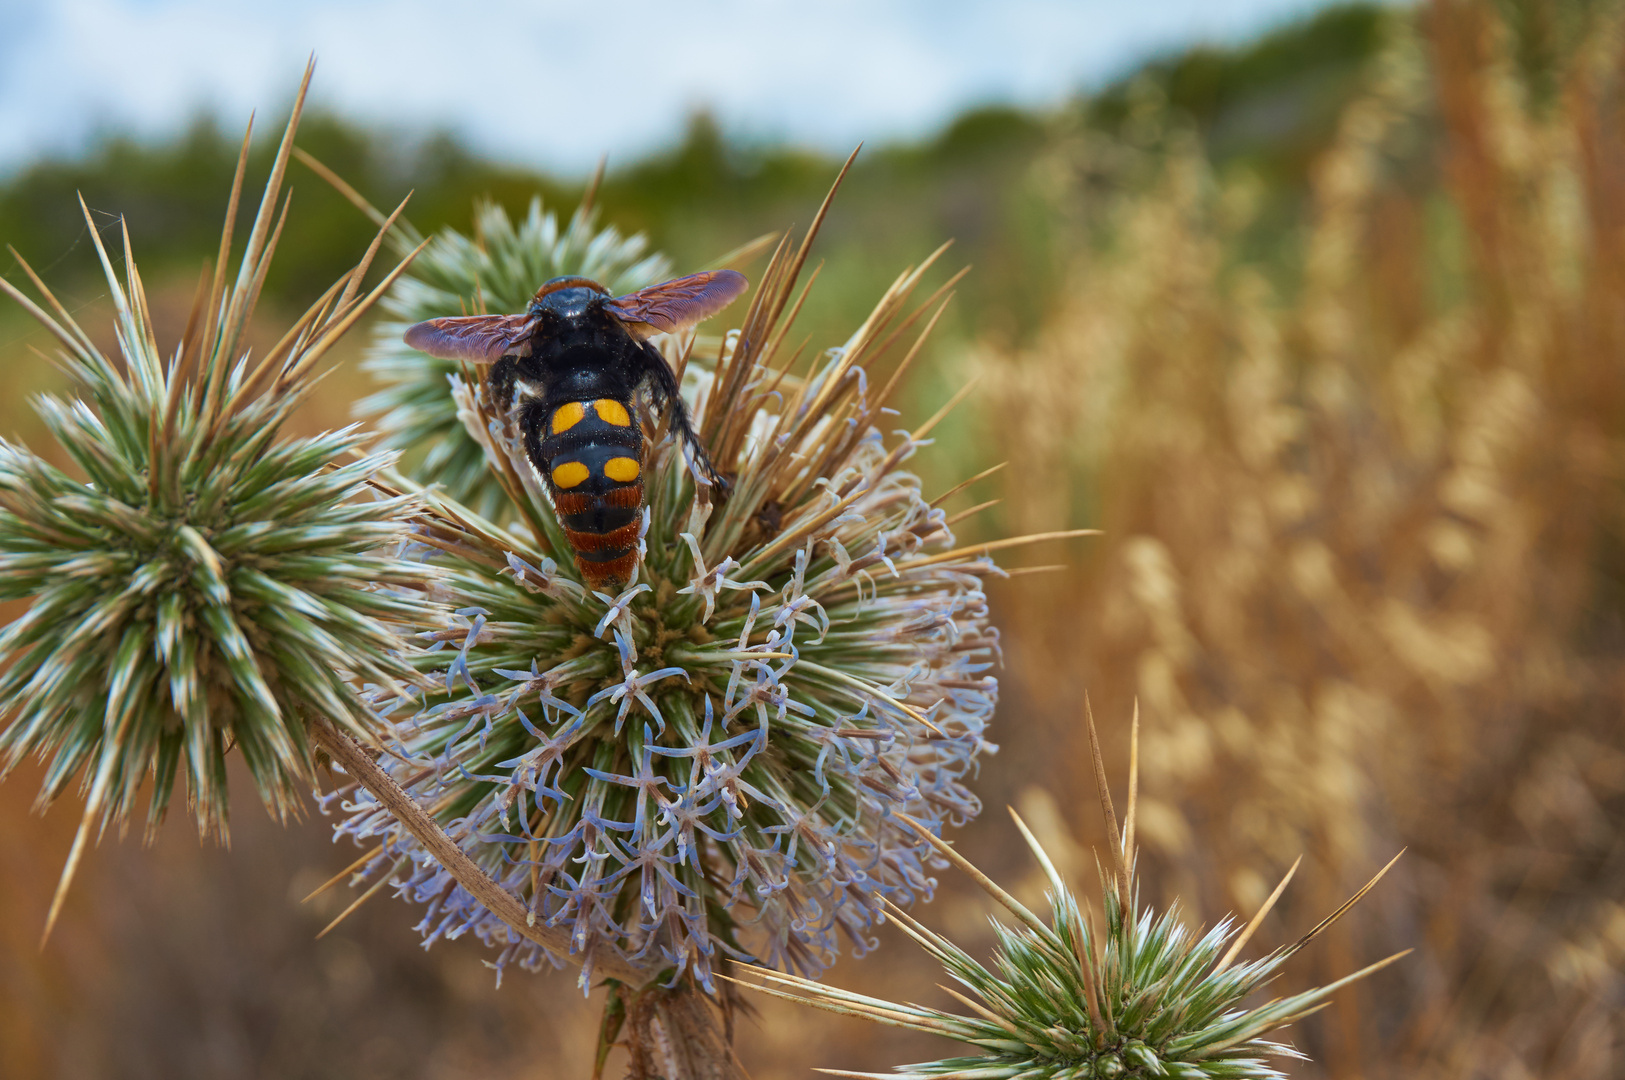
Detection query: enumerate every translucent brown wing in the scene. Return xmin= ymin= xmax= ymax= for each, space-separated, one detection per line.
xmin=403 ymin=313 xmax=535 ymax=363
xmin=603 ymin=270 xmax=749 ymax=340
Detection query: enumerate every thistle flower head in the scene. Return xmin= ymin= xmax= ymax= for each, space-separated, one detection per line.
xmin=733 ymin=706 xmax=1407 ymax=1080
xmin=0 ymin=71 xmax=437 ymax=934
xmin=331 ymin=168 xmax=1034 ymax=991
xmin=359 ymin=189 xmax=669 ymax=519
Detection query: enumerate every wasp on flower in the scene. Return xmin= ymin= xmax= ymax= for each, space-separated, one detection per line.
xmin=318 ymin=158 xmax=1087 ymax=1009
xmin=402 ymin=268 xmax=748 ymax=592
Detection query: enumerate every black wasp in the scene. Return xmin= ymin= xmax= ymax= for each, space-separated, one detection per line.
xmin=404 ymin=270 xmax=748 ymax=592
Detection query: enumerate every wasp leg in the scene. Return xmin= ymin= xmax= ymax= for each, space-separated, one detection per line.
xmin=636 ymin=341 xmax=732 ymax=496
xmin=478 ymin=354 xmax=530 ymax=451
xmin=484 ymin=355 xmax=525 ymax=418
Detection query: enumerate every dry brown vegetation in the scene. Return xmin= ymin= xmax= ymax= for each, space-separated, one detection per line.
xmin=980 ymin=3 xmax=1625 ymax=1076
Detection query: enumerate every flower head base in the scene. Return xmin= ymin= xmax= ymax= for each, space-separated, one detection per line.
xmin=0 ymin=71 xmax=437 ymax=935
xmin=360 ymin=192 xmax=670 ymax=520
xmin=332 ymin=175 xmax=1013 ymax=991
xmin=732 ymin=706 xmax=1407 ymax=1080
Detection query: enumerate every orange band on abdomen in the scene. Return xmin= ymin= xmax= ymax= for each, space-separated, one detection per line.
xmin=563 ymin=520 xmax=641 ymax=554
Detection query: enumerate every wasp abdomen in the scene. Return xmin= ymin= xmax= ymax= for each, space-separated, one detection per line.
xmin=532 ymin=397 xmax=644 ymax=592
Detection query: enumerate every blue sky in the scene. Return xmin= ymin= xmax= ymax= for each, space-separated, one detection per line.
xmin=0 ymin=0 xmax=1379 ymax=176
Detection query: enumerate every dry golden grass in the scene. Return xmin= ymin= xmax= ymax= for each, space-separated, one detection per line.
xmin=977 ymin=3 xmax=1625 ymax=1076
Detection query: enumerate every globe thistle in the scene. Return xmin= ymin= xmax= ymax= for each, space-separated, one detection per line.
xmin=351 ymin=175 xmax=671 ymax=520
xmin=0 ymin=69 xmax=437 ymax=938
xmin=731 ymin=704 xmax=1408 ymax=1080
xmin=324 ymin=165 xmax=1093 ymax=998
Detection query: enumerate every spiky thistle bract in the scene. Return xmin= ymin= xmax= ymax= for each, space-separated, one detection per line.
xmin=730 ymin=704 xmax=1408 ymax=1080
xmin=0 ymin=68 xmax=439 ymax=937
xmin=325 ymin=158 xmax=1093 ymax=992
xmin=352 ymin=177 xmax=671 ymax=520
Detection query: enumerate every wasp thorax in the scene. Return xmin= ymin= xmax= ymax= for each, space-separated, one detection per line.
xmin=533 ymin=284 xmax=604 ymax=319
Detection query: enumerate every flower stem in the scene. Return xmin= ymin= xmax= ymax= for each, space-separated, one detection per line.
xmin=622 ymin=980 xmax=750 ymax=1080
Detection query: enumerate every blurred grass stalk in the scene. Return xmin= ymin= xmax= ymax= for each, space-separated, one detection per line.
xmin=980 ymin=1 xmax=1625 ymax=1074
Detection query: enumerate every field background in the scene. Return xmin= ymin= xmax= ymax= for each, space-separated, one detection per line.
xmin=3 ymin=2 xmax=1623 ymax=1077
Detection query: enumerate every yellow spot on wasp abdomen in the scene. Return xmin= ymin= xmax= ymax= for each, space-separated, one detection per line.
xmin=551 ymin=461 xmax=590 ymax=488
xmin=550 ymin=401 xmax=585 ymax=434
xmin=604 ymin=456 xmax=641 ymax=483
xmin=594 ymin=399 xmax=632 ymax=427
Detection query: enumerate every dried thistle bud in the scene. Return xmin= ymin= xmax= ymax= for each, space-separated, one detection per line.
xmin=732 ymin=705 xmax=1409 ymax=1080
xmin=359 ymin=194 xmax=670 ymax=520
xmin=328 ymin=170 xmax=1073 ymax=991
xmin=0 ymin=69 xmax=438 ymax=936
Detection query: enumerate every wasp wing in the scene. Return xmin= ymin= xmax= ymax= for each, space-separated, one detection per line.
xmin=603 ymin=269 xmax=749 ymax=340
xmin=403 ymin=313 xmax=535 ymax=363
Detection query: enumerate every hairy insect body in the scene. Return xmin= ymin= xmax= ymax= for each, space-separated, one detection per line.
xmin=406 ymin=272 xmax=747 ymax=594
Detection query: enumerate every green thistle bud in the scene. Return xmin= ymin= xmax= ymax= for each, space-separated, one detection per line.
xmin=0 ymin=70 xmax=438 ymax=937
xmin=732 ymin=705 xmax=1409 ymax=1080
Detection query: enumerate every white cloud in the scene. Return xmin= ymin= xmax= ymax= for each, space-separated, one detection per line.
xmin=0 ymin=0 xmax=1361 ymax=176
